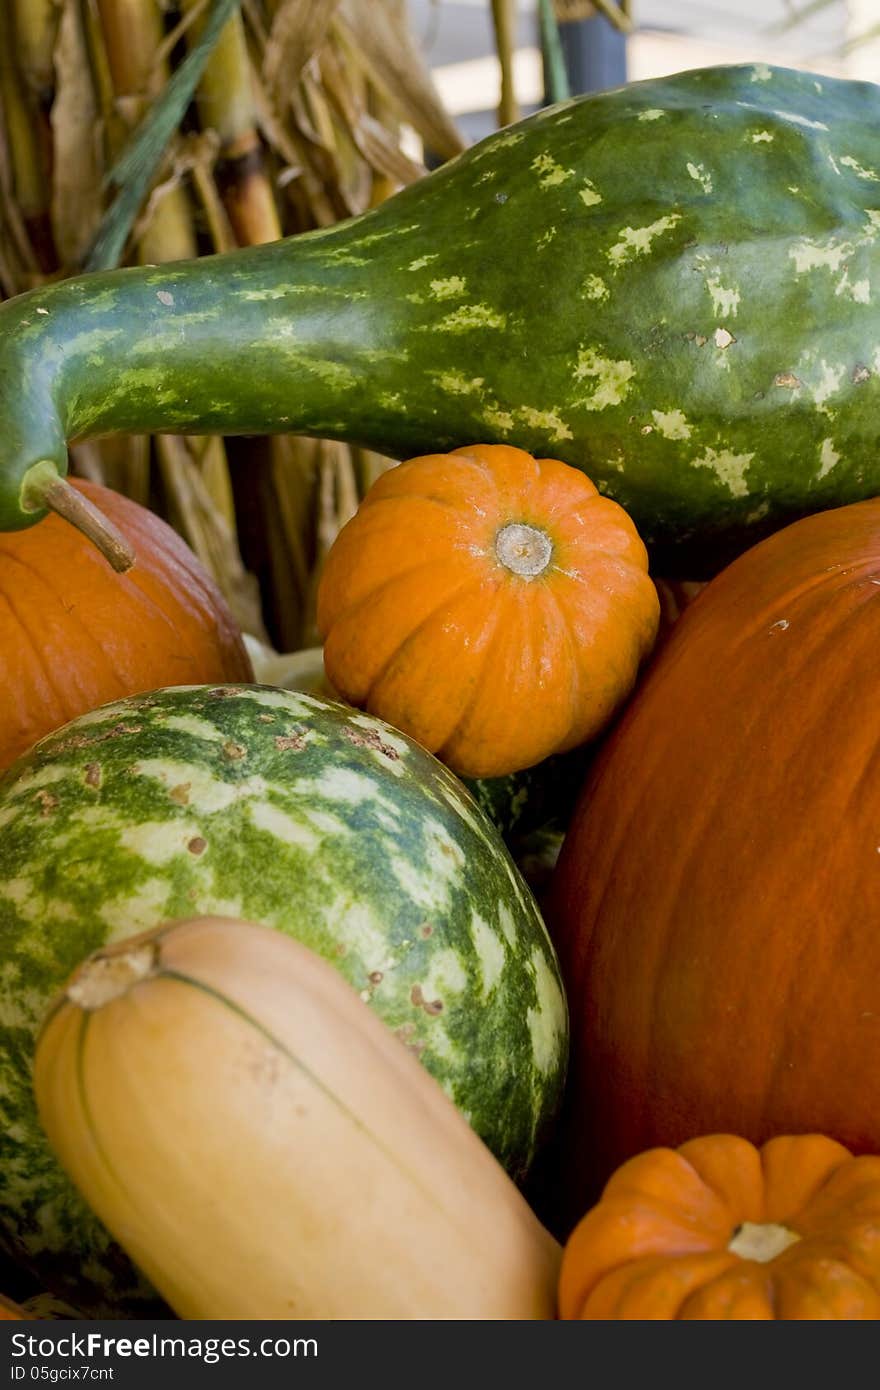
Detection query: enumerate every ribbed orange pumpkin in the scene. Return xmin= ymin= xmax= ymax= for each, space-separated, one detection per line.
xmin=547 ymin=498 xmax=880 ymax=1227
xmin=559 ymin=1134 xmax=880 ymax=1319
xmin=0 ymin=479 xmax=253 ymax=771
xmin=317 ymin=444 xmax=659 ymax=778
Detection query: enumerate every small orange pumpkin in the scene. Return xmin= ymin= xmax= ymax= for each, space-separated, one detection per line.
xmin=559 ymin=1133 xmax=880 ymax=1319
xmin=317 ymin=444 xmax=659 ymax=778
xmin=0 ymin=478 xmax=253 ymax=772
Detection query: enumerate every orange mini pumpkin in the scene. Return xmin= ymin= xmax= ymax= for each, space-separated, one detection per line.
xmin=559 ymin=1133 xmax=880 ymax=1319
xmin=317 ymin=444 xmax=659 ymax=778
xmin=0 ymin=478 xmax=253 ymax=771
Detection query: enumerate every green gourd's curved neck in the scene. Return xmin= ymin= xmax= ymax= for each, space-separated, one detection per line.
xmin=0 ymin=217 xmax=400 ymax=526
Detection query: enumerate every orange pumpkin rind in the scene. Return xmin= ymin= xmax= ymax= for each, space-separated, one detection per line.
xmin=559 ymin=1133 xmax=880 ymax=1320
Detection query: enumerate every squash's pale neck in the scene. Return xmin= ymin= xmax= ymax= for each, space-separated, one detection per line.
xmin=68 ymin=943 xmax=158 ymax=1011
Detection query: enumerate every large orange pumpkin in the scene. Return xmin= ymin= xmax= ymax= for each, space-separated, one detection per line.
xmin=546 ymin=498 xmax=880 ymax=1227
xmin=559 ymin=1134 xmax=880 ymax=1319
xmin=317 ymin=444 xmax=659 ymax=778
xmin=0 ymin=479 xmax=253 ymax=771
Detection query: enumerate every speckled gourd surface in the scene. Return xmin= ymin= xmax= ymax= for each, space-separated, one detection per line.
xmin=3 ymin=64 xmax=880 ymax=573
xmin=0 ymin=685 xmax=567 ymax=1316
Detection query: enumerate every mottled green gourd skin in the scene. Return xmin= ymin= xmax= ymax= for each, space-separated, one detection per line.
xmin=4 ymin=64 xmax=880 ymax=572
xmin=465 ymin=746 xmax=592 ymax=845
xmin=0 ymin=686 xmax=567 ymax=1316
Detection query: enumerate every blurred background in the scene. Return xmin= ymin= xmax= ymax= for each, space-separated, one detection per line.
xmin=408 ymin=1 xmax=872 ymax=143
xmin=0 ymin=0 xmax=875 ymax=658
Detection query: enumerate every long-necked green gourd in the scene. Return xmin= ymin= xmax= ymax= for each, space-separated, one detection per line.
xmin=4 ymin=63 xmax=880 ymax=576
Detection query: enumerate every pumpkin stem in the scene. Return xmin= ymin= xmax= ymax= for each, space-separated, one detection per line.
xmin=727 ymin=1221 xmax=801 ymax=1263
xmin=495 ymin=522 xmax=553 ymax=578
xmin=20 ymin=464 xmax=137 ymax=573
xmin=67 ymin=941 xmax=159 ymax=1011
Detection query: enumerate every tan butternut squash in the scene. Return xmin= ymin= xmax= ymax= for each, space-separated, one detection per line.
xmin=34 ymin=915 xmax=561 ymax=1320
